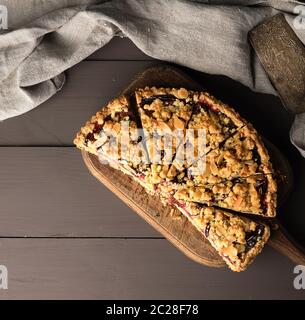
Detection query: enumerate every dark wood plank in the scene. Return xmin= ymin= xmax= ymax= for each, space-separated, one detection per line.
xmin=0 ymin=238 xmax=303 ymax=299
xmin=0 ymin=60 xmax=294 ymax=148
xmin=0 ymin=61 xmax=156 ymax=146
xmin=0 ymin=147 xmax=158 ymax=237
xmin=87 ymin=37 xmax=153 ymax=61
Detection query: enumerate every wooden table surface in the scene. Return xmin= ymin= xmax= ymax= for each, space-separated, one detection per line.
xmin=0 ymin=38 xmax=305 ymax=299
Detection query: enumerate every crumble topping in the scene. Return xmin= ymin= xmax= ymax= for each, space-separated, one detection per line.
xmin=135 ymin=87 xmax=193 ymax=184
xmin=187 ymin=124 xmax=275 ymax=185
xmin=172 ymin=201 xmax=270 ymax=272
xmin=74 ymin=95 xmax=149 ymax=174
xmin=173 ymin=174 xmax=276 ymax=217
xmin=74 ymin=86 xmax=278 ymax=271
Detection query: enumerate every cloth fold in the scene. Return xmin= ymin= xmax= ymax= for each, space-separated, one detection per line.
xmin=0 ymin=0 xmax=305 ymax=157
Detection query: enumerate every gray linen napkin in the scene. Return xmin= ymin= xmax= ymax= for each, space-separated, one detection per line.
xmin=0 ymin=0 xmax=305 ymax=156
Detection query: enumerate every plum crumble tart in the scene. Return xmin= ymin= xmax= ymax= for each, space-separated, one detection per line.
xmin=74 ymin=86 xmax=277 ymax=271
xmin=169 ymin=200 xmax=270 ymax=272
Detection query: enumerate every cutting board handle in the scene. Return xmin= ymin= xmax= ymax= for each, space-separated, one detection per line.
xmin=269 ymin=224 xmax=305 ymax=266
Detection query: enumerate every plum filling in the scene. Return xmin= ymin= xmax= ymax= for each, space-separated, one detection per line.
xmin=199 ymin=96 xmax=219 ymax=113
xmin=141 ymin=94 xmax=176 ymax=106
xmin=192 ymin=103 xmax=202 ymax=115
xmin=245 ymin=225 xmax=265 ymax=252
xmin=168 ymin=196 xmax=184 ymax=207
xmin=103 ymin=111 xmax=133 ymax=124
xmin=221 ymin=254 xmax=237 ymax=266
xmin=104 ymin=115 xmax=112 ymax=122
xmin=93 ymin=123 xmax=103 ymax=134
xmin=205 ymin=223 xmax=210 ymax=237
xmin=193 ymin=100 xmax=237 ymax=133
xmin=143 ymin=109 xmax=155 ymax=117
xmin=257 ymin=178 xmax=267 ymax=196
xmin=86 ymin=110 xmax=135 ymax=146
xmin=114 ymin=111 xmax=134 ymax=120
xmin=85 ymin=122 xmax=105 ymax=143
xmin=256 ymin=178 xmax=268 ymax=214
xmin=167 ymin=197 xmax=191 ymax=215
xmin=85 ymin=132 xmax=95 ymax=144
xmin=252 ymin=147 xmax=261 ymax=165
xmin=225 ymin=119 xmax=237 ymax=131
xmin=230 ymin=176 xmax=269 ymax=214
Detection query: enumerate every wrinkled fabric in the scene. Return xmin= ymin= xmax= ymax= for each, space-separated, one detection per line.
xmin=0 ymin=0 xmax=305 ymax=156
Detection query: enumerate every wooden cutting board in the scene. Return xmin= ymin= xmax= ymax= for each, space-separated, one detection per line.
xmin=82 ymin=65 xmax=305 ymax=268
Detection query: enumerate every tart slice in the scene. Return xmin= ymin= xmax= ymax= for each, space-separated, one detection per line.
xmin=135 ymin=87 xmax=193 ymax=186
xmin=170 ymin=174 xmax=277 ymax=217
xmin=169 ymin=200 xmax=270 ymax=272
xmin=170 ymin=91 xmax=247 ymax=176
xmin=74 ymin=95 xmax=149 ymax=179
xmin=187 ymin=124 xmax=275 ymax=185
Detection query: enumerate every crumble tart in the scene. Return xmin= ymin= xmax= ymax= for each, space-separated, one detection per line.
xmin=172 ymin=91 xmax=247 ymax=170
xmin=135 ymin=87 xmax=193 ymax=185
xmin=74 ymin=96 xmax=132 ymax=155
xmin=74 ymin=95 xmax=149 ymax=177
xmin=187 ymin=124 xmax=275 ymax=185
xmin=169 ymin=200 xmax=270 ymax=272
xmin=74 ymin=86 xmax=278 ymax=271
xmin=172 ymin=174 xmax=277 ymax=217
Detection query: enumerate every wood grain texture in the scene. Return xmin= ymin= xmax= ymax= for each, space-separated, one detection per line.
xmin=0 ymin=238 xmax=303 ymax=300
xmin=82 ymin=151 xmax=225 ymax=268
xmin=0 ymin=147 xmax=158 ymax=237
xmin=0 ymin=61 xmax=156 ymax=146
xmin=269 ymin=225 xmax=305 ymax=266
xmin=249 ymin=14 xmax=305 ymax=114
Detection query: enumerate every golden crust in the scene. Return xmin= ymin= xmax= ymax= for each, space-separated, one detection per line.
xmin=74 ymin=96 xmax=130 ymax=155
xmin=199 ymin=92 xmax=246 ymax=128
xmin=188 ymin=124 xmax=275 ymax=185
xmin=173 ymin=201 xmax=270 ymax=272
xmin=172 ymin=174 xmax=277 ymax=217
xmin=74 ymin=87 xmax=278 ymax=271
xmin=185 ymin=91 xmax=247 ymax=157
xmin=135 ymin=87 xmax=193 ymax=183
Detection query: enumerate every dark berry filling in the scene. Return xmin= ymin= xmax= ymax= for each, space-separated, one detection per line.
xmin=192 ymin=103 xmax=201 ymax=115
xmin=221 ymin=254 xmax=237 ymax=266
xmin=144 ymin=109 xmax=155 ymax=117
xmin=245 ymin=225 xmax=265 ymax=252
xmin=141 ymin=94 xmax=176 ymax=106
xmin=85 ymin=132 xmax=95 ymax=144
xmin=199 ymin=96 xmax=219 ymax=113
xmin=115 ymin=111 xmax=134 ymax=120
xmin=226 ymin=119 xmax=237 ymax=131
xmin=196 ymin=96 xmax=237 ymax=132
xmin=205 ymin=223 xmax=210 ymax=237
xmin=93 ymin=123 xmax=103 ymax=134
xmin=252 ymin=147 xmax=261 ymax=165
xmin=104 ymin=115 xmax=112 ymax=122
xmin=256 ymin=177 xmax=268 ymax=214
